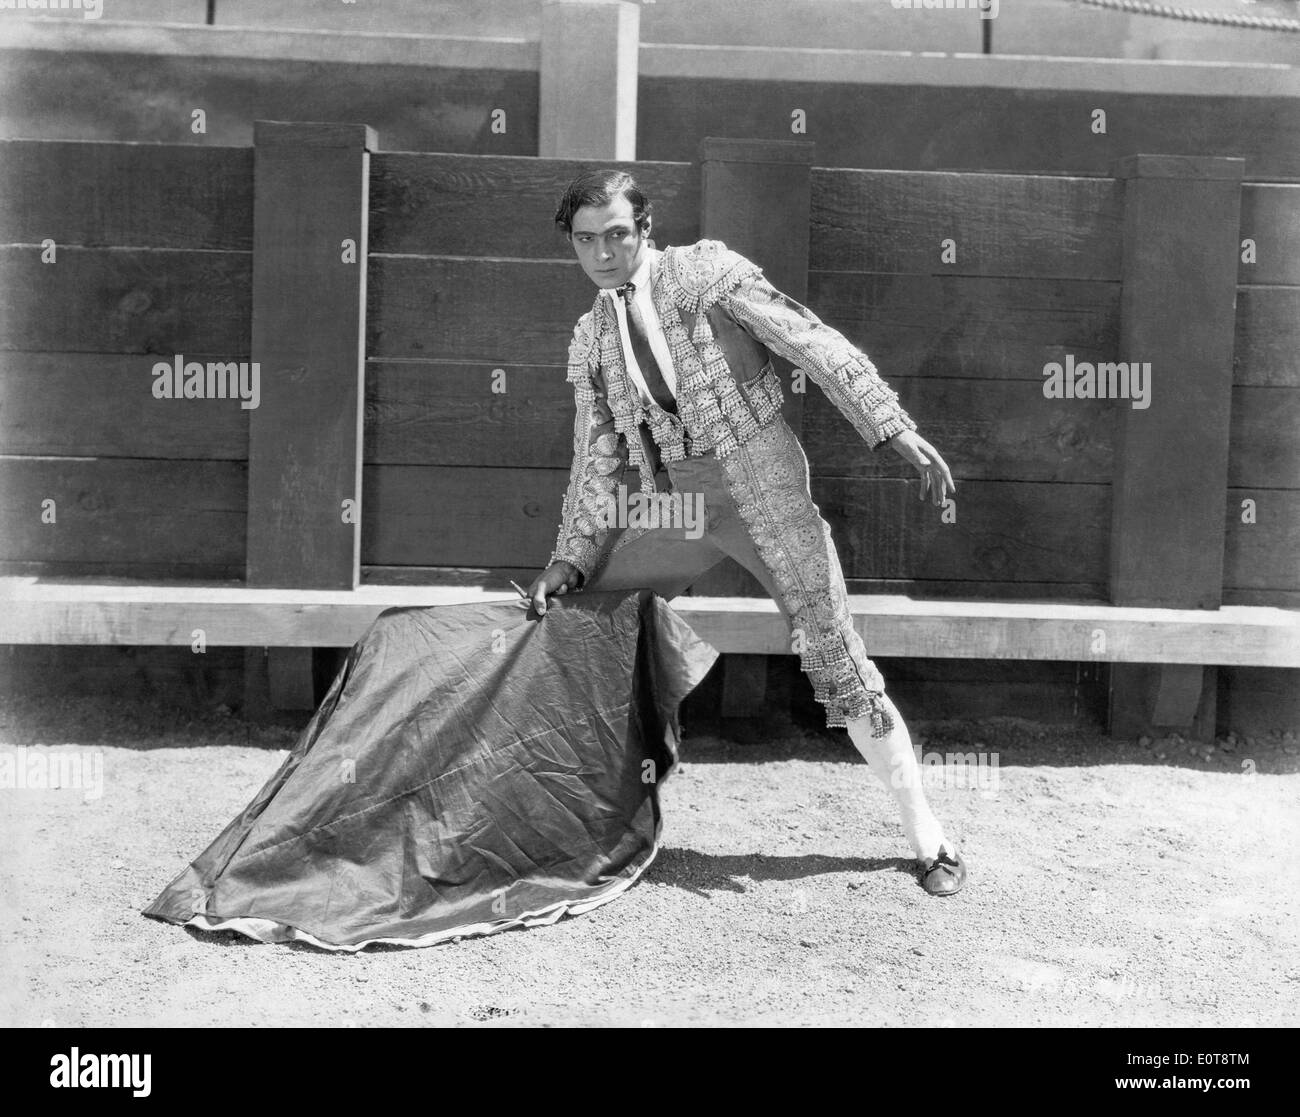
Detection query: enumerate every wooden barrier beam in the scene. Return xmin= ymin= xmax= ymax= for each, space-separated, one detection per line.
xmin=1108 ymin=153 xmax=1246 ymax=739
xmin=4 ymin=580 xmax=1298 ymax=667
xmin=245 ymin=120 xmax=376 ymax=710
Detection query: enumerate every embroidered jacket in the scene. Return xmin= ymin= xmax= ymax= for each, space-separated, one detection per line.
xmin=549 ymin=238 xmax=917 ymax=581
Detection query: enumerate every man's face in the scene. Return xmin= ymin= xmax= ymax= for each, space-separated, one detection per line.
xmin=568 ymin=195 xmax=650 ymax=289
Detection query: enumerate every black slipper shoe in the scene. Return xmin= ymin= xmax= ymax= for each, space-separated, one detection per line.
xmin=920 ymin=845 xmax=967 ymax=896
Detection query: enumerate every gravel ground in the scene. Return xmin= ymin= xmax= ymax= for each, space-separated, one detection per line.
xmin=1 ymin=694 xmax=1297 ymax=1028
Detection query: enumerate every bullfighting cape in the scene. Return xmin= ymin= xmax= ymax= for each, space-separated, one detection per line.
xmin=142 ymin=589 xmax=718 ymax=951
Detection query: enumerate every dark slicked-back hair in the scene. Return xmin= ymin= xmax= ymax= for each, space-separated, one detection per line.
xmin=553 ymin=169 xmax=652 ymax=237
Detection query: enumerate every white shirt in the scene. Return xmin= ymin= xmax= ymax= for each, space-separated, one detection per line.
xmin=603 ymin=248 xmax=678 ymax=407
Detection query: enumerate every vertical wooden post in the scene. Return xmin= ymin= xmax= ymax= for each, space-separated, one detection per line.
xmin=1107 ymin=154 xmax=1244 ymax=740
xmin=243 ymin=121 xmax=375 ymax=712
xmin=539 ymin=0 xmax=639 ymax=160
xmin=694 ymin=138 xmax=817 ymax=723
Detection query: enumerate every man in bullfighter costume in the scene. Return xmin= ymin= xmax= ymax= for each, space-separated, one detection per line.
xmin=525 ymin=170 xmax=967 ymax=896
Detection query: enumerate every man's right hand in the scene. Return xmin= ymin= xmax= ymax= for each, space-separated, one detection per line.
xmin=524 ymin=561 xmax=582 ymax=615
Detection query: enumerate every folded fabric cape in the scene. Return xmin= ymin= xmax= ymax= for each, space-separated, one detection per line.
xmin=142 ymin=589 xmax=718 ymax=951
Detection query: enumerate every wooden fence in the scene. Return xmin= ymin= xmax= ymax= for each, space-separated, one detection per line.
xmin=0 ymin=130 xmax=1296 ymax=728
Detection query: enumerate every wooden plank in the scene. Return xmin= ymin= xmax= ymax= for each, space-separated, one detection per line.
xmin=672 ymin=596 xmax=1300 ymax=667
xmin=1221 ymin=666 xmax=1300 ymax=735
xmin=0 ymin=458 xmax=245 ymax=567
xmin=1228 ymin=386 xmax=1300 ymax=490
xmin=0 ymin=247 xmax=250 ymax=354
xmin=1237 ymin=184 xmax=1300 ymax=287
xmin=365 ymin=360 xmax=571 ymax=467
xmin=0 ymin=559 xmax=244 ymax=580
xmin=362 ymin=464 xmax=564 ymax=568
xmin=360 ymin=465 xmax=1109 ymax=586
xmin=811 ymin=168 xmax=1123 ymax=280
xmin=1224 ymin=488 xmax=1300 ymax=593
xmin=886 ymin=675 xmax=1101 ymax=726
xmin=701 ymin=138 xmax=814 ymax=299
xmin=363 ymin=564 xmax=546 ymax=587
xmin=640 ymin=83 xmax=1300 ymax=181
xmin=844 ymin=578 xmax=1108 ymax=601
xmin=1109 ymin=155 xmax=1243 ymax=609
xmin=246 ymin=120 xmax=374 ymax=591
xmin=361 ymin=567 xmax=1113 ymax=603
xmin=1151 ymin=664 xmax=1207 ymax=726
xmin=1224 ymin=588 xmax=1300 ymax=609
xmin=3 ymin=578 xmax=1297 ymax=666
xmin=369 ymin=263 xmax=1121 ymax=375
xmin=1234 ymin=286 xmax=1300 ymax=387
xmin=367 ymin=361 xmax=1120 ymax=489
xmin=0 ymin=140 xmax=253 ymax=251
xmin=803 ymin=376 xmax=1115 ymax=483
xmin=873 ymin=658 xmax=1107 ymax=727
xmin=369 ymin=153 xmax=699 ymax=258
xmin=4 ymin=644 xmax=248 ymax=710
xmin=0 ymin=352 xmax=249 ymax=459
xmin=813 ymin=477 xmax=1109 ymax=585
xmin=806 ymin=272 xmax=1121 ymax=380
xmin=367 ymin=256 xmax=593 ymax=363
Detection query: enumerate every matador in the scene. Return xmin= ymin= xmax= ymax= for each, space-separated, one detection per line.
xmin=525 ymin=170 xmax=968 ymax=895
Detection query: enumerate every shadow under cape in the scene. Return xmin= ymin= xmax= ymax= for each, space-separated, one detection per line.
xmin=142 ymin=589 xmax=718 ymax=951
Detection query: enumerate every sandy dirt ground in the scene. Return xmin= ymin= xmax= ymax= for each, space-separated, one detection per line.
xmin=1 ymin=694 xmax=1297 ymax=1028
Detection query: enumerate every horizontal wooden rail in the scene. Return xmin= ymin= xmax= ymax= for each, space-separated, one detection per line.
xmin=2 ymin=579 xmax=1296 ymax=667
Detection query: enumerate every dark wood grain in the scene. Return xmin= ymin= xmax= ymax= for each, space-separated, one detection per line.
xmin=1224 ymin=488 xmax=1300 ymax=592
xmin=811 ymin=168 xmax=1123 ymax=280
xmin=360 ymin=463 xmax=567 ymax=568
xmin=813 ymin=476 xmax=1109 ymax=584
xmin=0 ymin=351 xmax=249 ymax=459
xmin=366 ymin=256 xmax=594 ymax=362
xmin=1228 ymin=386 xmax=1300 ymax=490
xmin=1237 ymin=184 xmax=1300 ymax=286
xmin=0 ymin=140 xmax=253 ymax=250
xmin=364 ymin=359 xmax=571 ymax=467
xmin=806 ymin=271 xmax=1121 ymax=380
xmin=370 ymin=153 xmax=699 ymax=257
xmin=0 ymin=246 xmax=250 ymax=354
xmin=0 ymin=457 xmax=246 ymax=566
xmin=1234 ymin=286 xmax=1300 ymax=387
xmin=803 ymin=376 xmax=1116 ymax=483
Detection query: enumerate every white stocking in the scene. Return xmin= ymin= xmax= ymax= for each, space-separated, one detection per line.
xmin=845 ymin=693 xmax=952 ymax=862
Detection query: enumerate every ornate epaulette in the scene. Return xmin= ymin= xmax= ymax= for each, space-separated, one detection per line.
xmin=660 ymin=239 xmax=763 ymax=314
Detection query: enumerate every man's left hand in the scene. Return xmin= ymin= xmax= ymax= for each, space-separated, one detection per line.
xmin=886 ymin=430 xmax=956 ymax=506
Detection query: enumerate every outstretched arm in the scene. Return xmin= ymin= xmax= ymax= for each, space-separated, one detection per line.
xmin=722 ymin=269 xmax=954 ymax=504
